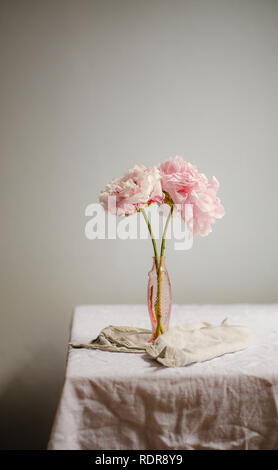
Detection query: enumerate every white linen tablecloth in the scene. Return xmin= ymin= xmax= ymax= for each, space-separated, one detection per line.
xmin=48 ymin=304 xmax=278 ymax=450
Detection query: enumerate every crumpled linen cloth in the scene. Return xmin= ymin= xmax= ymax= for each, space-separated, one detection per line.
xmin=71 ymin=320 xmax=252 ymax=367
xmin=146 ymin=319 xmax=252 ymax=367
xmin=71 ymin=325 xmax=151 ymax=353
xmin=48 ymin=304 xmax=278 ymax=450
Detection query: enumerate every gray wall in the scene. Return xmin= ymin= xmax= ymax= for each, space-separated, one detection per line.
xmin=0 ymin=0 xmax=277 ymax=449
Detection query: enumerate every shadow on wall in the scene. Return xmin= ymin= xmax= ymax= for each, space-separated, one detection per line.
xmin=0 ymin=345 xmax=65 ymax=450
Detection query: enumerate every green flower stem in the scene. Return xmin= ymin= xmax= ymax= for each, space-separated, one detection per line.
xmin=141 ymin=205 xmax=173 ymax=341
xmin=155 ymin=205 xmax=174 ymax=338
xmin=140 ymin=208 xmax=161 ymax=337
xmin=140 ymin=208 xmax=159 ymax=274
xmin=160 ymin=205 xmax=174 ymax=260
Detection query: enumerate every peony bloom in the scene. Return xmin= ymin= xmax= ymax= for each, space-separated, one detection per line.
xmin=99 ymin=164 xmax=164 ymax=216
xmin=159 ymin=155 xmax=225 ymax=236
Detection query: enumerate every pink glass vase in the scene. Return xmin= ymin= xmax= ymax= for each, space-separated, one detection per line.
xmin=147 ymin=257 xmax=172 ymax=342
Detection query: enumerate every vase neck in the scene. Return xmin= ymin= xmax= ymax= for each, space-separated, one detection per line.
xmin=152 ymin=256 xmax=166 ymax=268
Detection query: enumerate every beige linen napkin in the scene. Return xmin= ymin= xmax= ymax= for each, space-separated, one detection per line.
xmin=70 ymin=325 xmax=151 ymax=353
xmin=70 ymin=319 xmax=252 ymax=367
xmin=145 ymin=319 xmax=252 ymax=367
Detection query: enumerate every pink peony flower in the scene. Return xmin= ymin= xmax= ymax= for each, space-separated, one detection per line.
xmin=159 ymin=155 xmax=225 ymax=236
xmin=99 ymin=164 xmax=164 ymax=216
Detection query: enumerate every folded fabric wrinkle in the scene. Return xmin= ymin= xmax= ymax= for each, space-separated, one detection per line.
xmin=70 ymin=319 xmax=253 ymax=368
